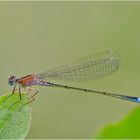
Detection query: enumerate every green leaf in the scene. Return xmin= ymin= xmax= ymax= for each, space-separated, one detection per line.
xmin=0 ymin=93 xmax=31 ymax=139
xmin=96 ymin=106 xmax=140 ymax=139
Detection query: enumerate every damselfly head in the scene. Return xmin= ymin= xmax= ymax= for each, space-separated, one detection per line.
xmin=8 ymin=75 xmax=16 ymax=86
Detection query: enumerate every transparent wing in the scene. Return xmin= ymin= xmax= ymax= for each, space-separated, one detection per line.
xmin=38 ymin=50 xmax=121 ymax=82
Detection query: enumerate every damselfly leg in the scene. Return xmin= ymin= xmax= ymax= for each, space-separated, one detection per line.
xmin=19 ymin=87 xmax=39 ymax=111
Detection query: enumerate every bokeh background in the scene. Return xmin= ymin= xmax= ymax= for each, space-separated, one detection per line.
xmin=0 ymin=1 xmax=140 ymax=139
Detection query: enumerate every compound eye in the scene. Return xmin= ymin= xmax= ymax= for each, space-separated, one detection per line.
xmin=8 ymin=80 xmax=14 ymax=86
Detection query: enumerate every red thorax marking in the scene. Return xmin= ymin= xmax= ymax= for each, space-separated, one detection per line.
xmin=16 ymin=75 xmax=34 ymax=85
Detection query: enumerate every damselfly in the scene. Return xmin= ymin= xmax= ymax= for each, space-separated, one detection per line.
xmin=8 ymin=50 xmax=140 ymax=105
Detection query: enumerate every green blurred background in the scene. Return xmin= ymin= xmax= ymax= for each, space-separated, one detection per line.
xmin=0 ymin=1 xmax=140 ymax=139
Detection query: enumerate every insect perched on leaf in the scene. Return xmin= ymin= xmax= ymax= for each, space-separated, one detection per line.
xmin=8 ymin=50 xmax=140 ymax=106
